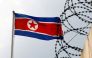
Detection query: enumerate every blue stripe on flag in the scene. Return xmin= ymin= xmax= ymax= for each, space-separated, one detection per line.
xmin=15 ymin=13 xmax=61 ymax=23
xmin=15 ymin=30 xmax=63 ymax=40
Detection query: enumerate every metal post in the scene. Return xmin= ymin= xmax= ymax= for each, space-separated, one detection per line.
xmin=11 ymin=11 xmax=15 ymax=58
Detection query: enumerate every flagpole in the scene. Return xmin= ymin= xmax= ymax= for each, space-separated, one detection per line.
xmin=11 ymin=11 xmax=15 ymax=58
xmin=91 ymin=0 xmax=92 ymax=6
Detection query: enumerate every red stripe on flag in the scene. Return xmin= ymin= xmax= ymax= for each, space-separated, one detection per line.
xmin=15 ymin=19 xmax=63 ymax=36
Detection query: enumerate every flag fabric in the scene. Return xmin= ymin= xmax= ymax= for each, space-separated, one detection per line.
xmin=80 ymin=27 xmax=92 ymax=58
xmin=14 ymin=13 xmax=63 ymax=40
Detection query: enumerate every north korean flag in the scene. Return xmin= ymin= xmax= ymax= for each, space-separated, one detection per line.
xmin=14 ymin=13 xmax=63 ymax=40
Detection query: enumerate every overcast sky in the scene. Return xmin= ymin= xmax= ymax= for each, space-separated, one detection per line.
xmin=0 ymin=0 xmax=91 ymax=58
xmin=0 ymin=0 xmax=65 ymax=58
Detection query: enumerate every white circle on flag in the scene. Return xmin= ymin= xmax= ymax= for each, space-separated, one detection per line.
xmin=27 ymin=19 xmax=38 ymax=31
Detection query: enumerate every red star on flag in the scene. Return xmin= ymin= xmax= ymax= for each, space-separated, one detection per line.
xmin=27 ymin=20 xmax=38 ymax=31
xmin=29 ymin=20 xmax=37 ymax=29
